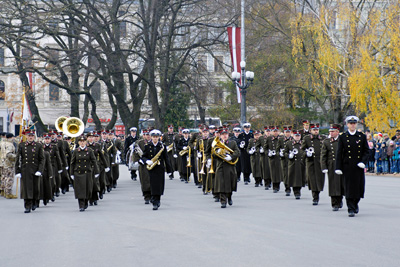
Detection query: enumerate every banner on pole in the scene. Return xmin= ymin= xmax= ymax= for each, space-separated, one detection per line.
xmin=227 ymin=26 xmax=242 ymax=103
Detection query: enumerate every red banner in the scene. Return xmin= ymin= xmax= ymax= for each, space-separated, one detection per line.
xmin=227 ymin=27 xmax=241 ymax=103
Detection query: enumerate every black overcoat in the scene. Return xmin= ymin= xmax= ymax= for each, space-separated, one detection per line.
xmin=336 ymin=131 xmax=369 ymax=199
xmin=142 ymin=142 xmax=172 ymax=196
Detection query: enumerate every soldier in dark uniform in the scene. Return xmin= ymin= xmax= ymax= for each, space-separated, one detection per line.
xmin=229 ymin=127 xmax=242 ymax=182
xmin=197 ymin=127 xmax=210 ymax=193
xmin=87 ymin=132 xmax=109 ymax=206
xmin=70 ymin=135 xmax=99 ymax=212
xmin=278 ymin=126 xmax=293 ymax=196
xmin=50 ymin=130 xmax=67 ymax=197
xmin=257 ymin=127 xmax=272 ymax=189
xmin=142 ymin=130 xmax=172 ymax=210
xmin=238 ymin=123 xmax=253 ymax=184
xmin=248 ymin=130 xmax=262 ymax=187
xmin=57 ymin=132 xmax=72 ymax=194
xmin=43 ymin=133 xmax=63 ymax=203
xmin=205 ymin=128 xmax=221 ymax=201
xmin=40 ymin=148 xmax=53 ymax=206
xmin=335 ymin=116 xmax=369 ymax=217
xmin=208 ymin=125 xmax=216 ymax=137
xmin=302 ymin=123 xmax=325 ymax=205
xmin=213 ymin=128 xmax=240 ymax=208
xmin=15 ymin=130 xmax=45 ymax=213
xmin=284 ymin=130 xmax=305 ymax=199
xmin=264 ymin=126 xmax=283 ymax=192
xmin=100 ymin=130 xmax=116 ymax=193
xmin=321 ymin=124 xmax=344 ymax=211
xmin=177 ymin=129 xmax=191 ymax=183
xmin=163 ymin=125 xmax=177 ymax=180
xmin=299 ymin=120 xmax=311 ymax=139
xmin=134 ymin=130 xmax=152 ymax=204
xmin=109 ymin=130 xmax=123 ymax=188
xmin=124 ymin=127 xmax=139 ymax=180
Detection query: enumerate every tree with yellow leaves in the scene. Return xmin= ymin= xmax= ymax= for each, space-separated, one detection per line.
xmin=348 ymin=1 xmax=400 ymax=135
xmin=291 ymin=0 xmax=382 ymax=125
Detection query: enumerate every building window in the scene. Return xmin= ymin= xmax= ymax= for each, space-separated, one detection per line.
xmin=119 ymin=11 xmax=127 ymax=38
xmin=0 ymin=117 xmax=3 ymax=132
xmin=214 ymin=56 xmax=224 ymax=73
xmin=91 ymin=81 xmax=101 ymax=101
xmin=46 ymin=49 xmax=59 ymax=69
xmin=0 ymin=80 xmax=4 ymax=100
xmin=198 ymin=56 xmax=207 ymax=72
xmin=22 ymin=48 xmax=33 ymax=68
xmin=49 ymin=84 xmax=59 ymax=101
xmin=214 ymin=88 xmax=223 ymax=104
xmin=0 ymin=48 xmax=4 ymax=66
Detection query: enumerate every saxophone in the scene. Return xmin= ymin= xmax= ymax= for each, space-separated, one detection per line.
xmin=167 ymin=143 xmax=174 ymax=152
xmin=147 ymin=145 xmax=165 ymax=170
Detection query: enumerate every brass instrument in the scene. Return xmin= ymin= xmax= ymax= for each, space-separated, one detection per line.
xmin=199 ymin=139 xmax=206 ymax=175
xmin=186 ymin=146 xmax=192 ymax=167
xmin=147 ymin=145 xmax=165 ymax=170
xmin=208 ymin=154 xmax=215 ymax=174
xmin=55 ymin=116 xmax=67 ymax=132
xmin=211 ymin=137 xmax=239 ymax=165
xmin=179 ymin=147 xmax=189 ymax=156
xmin=62 ymin=117 xmax=85 ymax=138
xmin=167 ymin=143 xmax=174 ymax=153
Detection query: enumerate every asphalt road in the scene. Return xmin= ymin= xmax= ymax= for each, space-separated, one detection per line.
xmin=1 ymin=168 xmax=399 ymax=267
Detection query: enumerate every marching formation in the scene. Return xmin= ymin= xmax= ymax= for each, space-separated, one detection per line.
xmin=1 ymin=115 xmax=368 ymax=217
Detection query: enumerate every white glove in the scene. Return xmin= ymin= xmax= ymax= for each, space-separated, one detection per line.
xmin=183 ymin=146 xmax=187 ymax=150
xmin=58 ymin=170 xmax=63 ymax=173
xmin=167 ymin=173 xmax=172 ymax=176
xmin=322 ymin=169 xmax=328 ymax=174
xmin=206 ymin=159 xmax=211 ymax=168
xmin=65 ymin=166 xmax=69 ymax=170
xmin=197 ymin=152 xmax=202 ymax=158
xmin=50 ymin=176 xmax=53 ymax=179
xmin=224 ymin=155 xmax=232 ymax=161
xmin=280 ymin=151 xmax=284 ymax=157
xmin=335 ymin=170 xmax=343 ymax=175
xmin=249 ymin=149 xmax=254 ymax=155
xmin=357 ymin=162 xmax=366 ymax=169
xmin=15 ymin=173 xmax=21 ymax=179
xmin=289 ymin=153 xmax=294 ymax=159
xmin=95 ymin=174 xmax=99 ymax=178
xmin=116 ymin=150 xmax=121 ymax=155
xmin=35 ymin=171 xmax=42 ymax=176
xmin=239 ymin=143 xmax=245 ymax=149
xmin=70 ymin=175 xmax=74 ymax=180
xmin=173 ymin=154 xmax=178 ymax=158
xmin=105 ymin=167 xmax=110 ymax=172
xmin=139 ymin=159 xmax=144 ymax=165
xmin=268 ymin=150 xmax=273 ymax=157
xmin=306 ymin=151 xmax=313 ymax=157
xmin=259 ymin=147 xmax=264 ymax=153
xmin=146 ymin=160 xmax=153 ymax=166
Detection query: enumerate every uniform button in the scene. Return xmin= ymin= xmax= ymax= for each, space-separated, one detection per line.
xmin=349 ymin=156 xmax=352 ymax=158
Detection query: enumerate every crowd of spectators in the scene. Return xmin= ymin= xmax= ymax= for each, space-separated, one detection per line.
xmin=365 ymin=129 xmax=400 ymax=174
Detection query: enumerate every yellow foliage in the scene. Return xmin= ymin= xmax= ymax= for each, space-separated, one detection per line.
xmin=349 ymin=3 xmax=400 ymax=135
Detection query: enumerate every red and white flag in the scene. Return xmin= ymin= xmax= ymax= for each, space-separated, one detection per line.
xmin=227 ymin=26 xmax=241 ymax=103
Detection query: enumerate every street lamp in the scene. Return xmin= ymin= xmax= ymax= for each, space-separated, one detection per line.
xmin=231 ymin=60 xmax=254 ymax=126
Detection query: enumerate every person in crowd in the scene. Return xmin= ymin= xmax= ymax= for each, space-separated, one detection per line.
xmin=367 ymin=141 xmax=376 ymax=173
xmin=387 ymin=140 xmax=395 ymax=173
xmin=375 ymin=143 xmax=383 ymax=174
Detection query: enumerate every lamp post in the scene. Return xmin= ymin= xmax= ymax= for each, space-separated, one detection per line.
xmin=232 ymin=61 xmax=254 ymax=126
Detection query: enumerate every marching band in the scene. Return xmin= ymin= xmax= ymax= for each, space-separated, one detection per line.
xmin=3 ymin=115 xmax=370 ymax=217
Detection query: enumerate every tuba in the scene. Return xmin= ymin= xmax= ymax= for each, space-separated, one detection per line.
xmin=211 ymin=137 xmax=239 ymax=165
xmin=55 ymin=116 xmax=67 ymax=132
xmin=62 ymin=117 xmax=85 ymax=138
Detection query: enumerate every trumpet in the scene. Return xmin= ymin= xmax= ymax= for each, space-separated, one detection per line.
xmin=199 ymin=139 xmax=206 ymax=175
xmin=211 ymin=137 xmax=239 ymax=165
xmin=186 ymin=146 xmax=192 ymax=167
